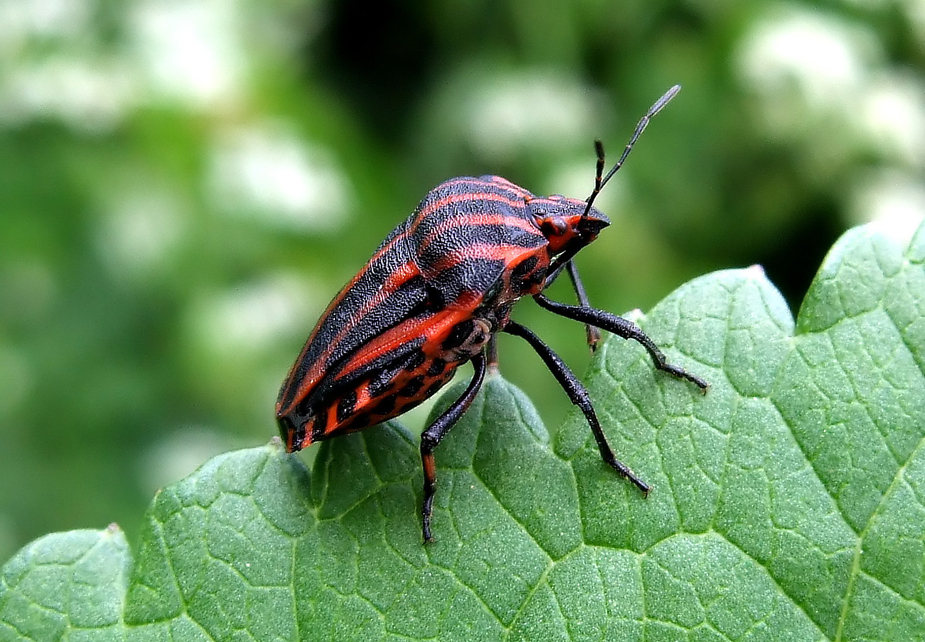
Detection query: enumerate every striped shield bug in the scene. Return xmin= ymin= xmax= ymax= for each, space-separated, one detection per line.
xmin=277 ymin=85 xmax=708 ymax=542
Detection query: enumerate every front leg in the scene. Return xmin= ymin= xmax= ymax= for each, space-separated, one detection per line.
xmin=541 ymin=258 xmax=602 ymax=351
xmin=565 ymin=260 xmax=602 ymax=351
xmin=533 ymin=293 xmax=709 ymax=391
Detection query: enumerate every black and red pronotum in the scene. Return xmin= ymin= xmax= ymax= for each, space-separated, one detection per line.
xmin=277 ymin=85 xmax=708 ymax=541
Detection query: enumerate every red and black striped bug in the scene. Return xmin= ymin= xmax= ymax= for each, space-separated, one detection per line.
xmin=276 ymin=85 xmax=708 ymax=542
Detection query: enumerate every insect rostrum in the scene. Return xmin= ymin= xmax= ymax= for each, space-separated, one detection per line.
xmin=276 ymin=85 xmax=708 ymax=542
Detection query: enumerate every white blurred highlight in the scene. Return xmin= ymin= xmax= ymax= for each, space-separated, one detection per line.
xmin=850 ymin=171 xmax=925 ymax=243
xmin=738 ymin=8 xmax=878 ymax=109
xmin=207 ymin=123 xmax=351 ymax=232
xmin=96 ymin=187 xmax=186 ymax=279
xmin=190 ymin=274 xmax=321 ymax=357
xmin=137 ymin=427 xmax=227 ymax=492
xmin=859 ymin=74 xmax=925 ymax=167
xmin=126 ymin=0 xmax=246 ymax=108
xmin=0 ymin=0 xmax=252 ymax=129
xmin=737 ymin=5 xmax=925 ymax=227
xmin=0 ymin=0 xmax=91 ymax=47
xmin=463 ymin=70 xmax=600 ymax=162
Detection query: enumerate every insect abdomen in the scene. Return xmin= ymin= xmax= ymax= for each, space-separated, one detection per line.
xmin=280 ymin=310 xmax=495 ymax=449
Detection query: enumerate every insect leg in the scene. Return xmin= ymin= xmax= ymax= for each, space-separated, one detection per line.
xmin=533 ymin=293 xmax=709 ymax=391
xmin=486 ymin=335 xmax=500 ymax=370
xmin=565 ymin=260 xmax=602 ymax=351
xmin=542 ymin=251 xmax=576 ymax=288
xmin=541 ymin=258 xmax=601 ymax=351
xmin=502 ymin=320 xmax=648 ymax=493
xmin=420 ymin=353 xmax=487 ymax=542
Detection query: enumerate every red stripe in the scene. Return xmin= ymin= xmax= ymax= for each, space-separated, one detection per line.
xmin=332 ymin=298 xmax=482 ymax=385
xmin=426 ymin=242 xmax=536 ymax=275
xmin=416 ymin=211 xmax=542 ymax=256
xmin=288 ymin=260 xmax=422 ymax=409
xmin=334 ymin=316 xmax=432 ymax=381
xmin=410 ymin=190 xmax=526 ymax=235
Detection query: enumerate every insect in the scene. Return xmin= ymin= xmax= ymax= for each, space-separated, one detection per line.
xmin=276 ymin=85 xmax=707 ymax=542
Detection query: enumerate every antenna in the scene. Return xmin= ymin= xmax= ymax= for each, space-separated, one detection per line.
xmin=582 ymin=84 xmax=681 ymax=218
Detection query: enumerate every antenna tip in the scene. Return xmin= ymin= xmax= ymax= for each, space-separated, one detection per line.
xmin=649 ymin=84 xmax=682 ymax=116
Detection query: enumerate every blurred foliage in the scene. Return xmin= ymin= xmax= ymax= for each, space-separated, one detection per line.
xmin=0 ymin=0 xmax=922 ymax=560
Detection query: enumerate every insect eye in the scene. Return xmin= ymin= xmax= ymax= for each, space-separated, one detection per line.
xmin=539 ymin=216 xmax=568 ymax=237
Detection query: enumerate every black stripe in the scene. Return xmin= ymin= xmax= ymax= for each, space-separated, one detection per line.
xmin=336 ymin=390 xmax=357 ymax=423
xmin=412 ymin=177 xmax=530 ymax=228
xmin=415 ymin=225 xmax=541 ymax=276
xmin=510 ymin=255 xmax=543 ymax=292
xmin=278 ymin=252 xmax=426 ymax=411
xmin=429 ymin=257 xmax=508 ymax=304
xmin=426 ymin=358 xmax=447 ymax=376
xmin=420 ymin=219 xmax=544 ymax=251
xmin=291 ymin=334 xmax=428 ymax=428
xmin=442 ymin=319 xmax=475 ymax=350
xmin=399 ymin=375 xmax=426 ymax=397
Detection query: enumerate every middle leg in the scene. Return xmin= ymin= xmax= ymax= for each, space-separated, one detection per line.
xmin=502 ymin=320 xmax=649 ymax=494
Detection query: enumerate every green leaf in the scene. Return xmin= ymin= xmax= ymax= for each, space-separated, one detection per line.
xmin=2 ymin=218 xmax=923 ymax=640
xmin=0 ymin=526 xmax=130 ymax=641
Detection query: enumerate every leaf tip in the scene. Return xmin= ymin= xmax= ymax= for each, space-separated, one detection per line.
xmin=865 ymin=212 xmax=924 ymax=249
xmin=744 ymin=264 xmax=766 ymax=278
xmin=267 ymin=436 xmax=287 ymax=454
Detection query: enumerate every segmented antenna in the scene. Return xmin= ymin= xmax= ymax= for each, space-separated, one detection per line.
xmin=582 ymin=84 xmax=681 ymax=218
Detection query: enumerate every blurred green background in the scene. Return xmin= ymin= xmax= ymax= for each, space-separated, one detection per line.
xmin=1 ymin=0 xmax=922 ymax=561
